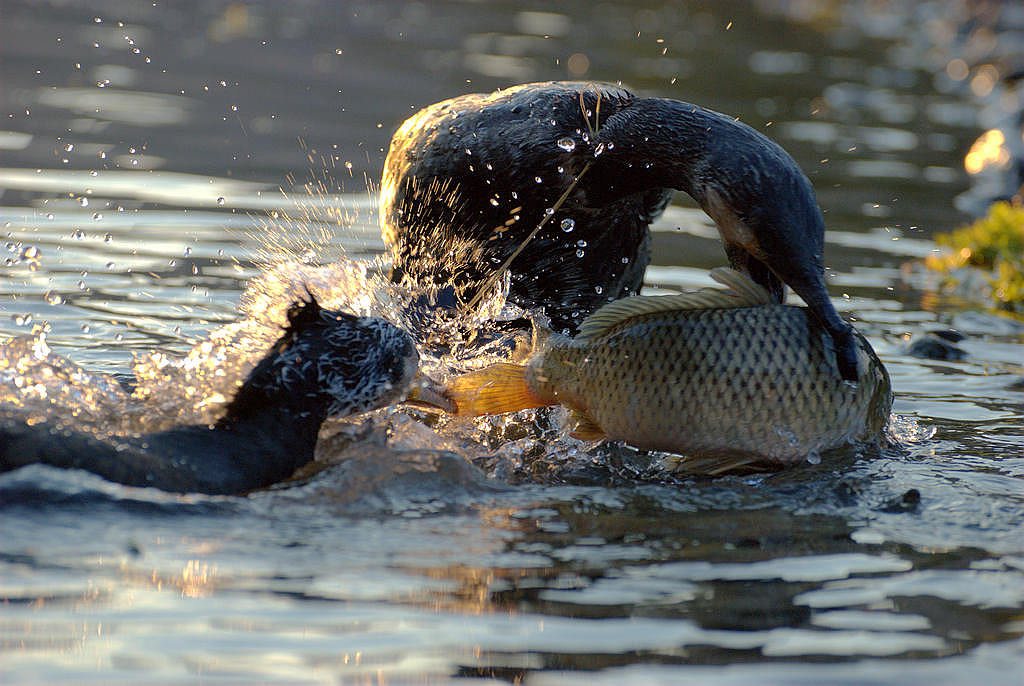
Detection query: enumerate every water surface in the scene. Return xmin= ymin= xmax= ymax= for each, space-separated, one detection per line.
xmin=2 ymin=1 xmax=1022 ymax=684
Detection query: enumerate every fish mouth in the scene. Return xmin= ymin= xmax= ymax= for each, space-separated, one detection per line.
xmin=404 ymin=372 xmax=455 ymax=413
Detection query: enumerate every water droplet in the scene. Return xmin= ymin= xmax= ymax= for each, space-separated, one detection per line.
xmin=77 ymin=280 xmax=86 ymax=290
xmin=216 ymin=197 xmax=225 ymax=206
xmin=560 ymin=218 xmax=575 ymax=233
xmin=594 ymin=142 xmax=607 ymax=157
xmin=92 ymin=212 xmax=102 ymax=221
xmin=81 ymin=324 xmax=90 ymax=333
xmin=114 ymin=333 xmax=124 ymax=342
xmin=65 ymin=143 xmax=74 ymax=152
xmin=44 ymin=290 xmax=62 ymax=305
xmin=576 ymin=249 xmax=585 ymax=258
xmin=534 ymin=176 xmax=542 ymax=184
xmin=89 ymin=170 xmax=98 ymax=176
xmin=183 ymin=246 xmax=192 ymax=257
xmin=576 ymin=240 xmax=587 ymax=248
xmin=621 ymin=256 xmax=630 ymax=264
xmin=464 ymin=148 xmax=472 ymax=156
xmin=544 ymin=207 xmax=555 ymax=216
xmin=595 ymin=286 xmax=603 ymax=294
xmin=489 ymin=198 xmax=499 ymax=206
xmin=168 ymin=259 xmax=176 ymax=267
xmin=45 ymin=212 xmax=54 ymax=220
xmin=20 ymin=246 xmax=40 ymax=259
xmin=556 ymin=137 xmax=576 ymax=152
xmin=78 ymin=197 xmax=89 ymax=207
xmin=105 ymin=261 xmax=115 ymax=269
xmin=71 ymin=229 xmax=85 ymax=240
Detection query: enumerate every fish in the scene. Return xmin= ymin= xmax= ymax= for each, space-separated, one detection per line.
xmin=440 ymin=268 xmax=892 ymax=473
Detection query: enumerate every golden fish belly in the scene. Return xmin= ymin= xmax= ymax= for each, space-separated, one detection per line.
xmin=536 ymin=304 xmax=891 ymax=461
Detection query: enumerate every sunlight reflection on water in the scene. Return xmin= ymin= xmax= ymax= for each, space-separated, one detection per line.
xmin=1 ymin=0 xmax=1023 ymax=683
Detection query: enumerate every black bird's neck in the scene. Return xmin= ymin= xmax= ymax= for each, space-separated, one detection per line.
xmin=216 ymin=385 xmax=328 ymax=474
xmin=589 ymin=98 xmax=713 ymax=202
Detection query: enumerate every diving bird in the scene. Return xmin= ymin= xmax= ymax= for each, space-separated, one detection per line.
xmin=0 ymin=297 xmax=449 ymax=495
xmin=381 ymin=81 xmax=859 ymax=381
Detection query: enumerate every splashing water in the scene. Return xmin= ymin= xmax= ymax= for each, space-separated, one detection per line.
xmin=0 ymin=329 xmax=131 ymax=433
xmin=886 ymin=413 xmax=938 ymax=444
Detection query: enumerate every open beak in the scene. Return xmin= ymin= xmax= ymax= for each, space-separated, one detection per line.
xmin=405 ymin=372 xmax=455 ymax=413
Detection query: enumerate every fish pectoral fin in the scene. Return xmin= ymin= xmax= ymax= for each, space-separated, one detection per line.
xmin=662 ymin=452 xmax=777 ymax=476
xmin=568 ymin=410 xmax=606 ymax=442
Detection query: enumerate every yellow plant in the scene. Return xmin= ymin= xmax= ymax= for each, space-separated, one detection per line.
xmin=925 ymin=201 xmax=1024 ymax=313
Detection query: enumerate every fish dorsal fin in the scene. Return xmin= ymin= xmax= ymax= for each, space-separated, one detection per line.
xmin=708 ymin=266 xmax=774 ymax=306
xmin=576 ymin=267 xmax=772 ymax=342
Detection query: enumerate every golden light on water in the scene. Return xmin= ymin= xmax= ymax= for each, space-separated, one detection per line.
xmin=969 ymin=63 xmax=999 ymax=97
xmin=946 ymin=58 xmax=968 ymax=81
xmin=179 ymin=560 xmax=217 ymax=598
xmin=964 ymin=129 xmax=1009 ymax=175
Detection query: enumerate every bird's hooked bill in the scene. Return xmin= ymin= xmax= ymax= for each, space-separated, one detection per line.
xmin=404 ymin=372 xmax=456 ymax=414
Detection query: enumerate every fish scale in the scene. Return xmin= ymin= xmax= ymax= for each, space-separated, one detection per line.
xmin=537 ymin=305 xmax=886 ymax=462
xmin=443 ymin=268 xmax=892 ymax=471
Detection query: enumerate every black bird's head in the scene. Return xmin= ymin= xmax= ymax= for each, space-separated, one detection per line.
xmin=224 ymin=293 xmax=419 ymax=423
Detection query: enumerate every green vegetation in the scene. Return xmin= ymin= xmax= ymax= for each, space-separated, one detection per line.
xmin=926 ymin=201 xmax=1024 ymax=314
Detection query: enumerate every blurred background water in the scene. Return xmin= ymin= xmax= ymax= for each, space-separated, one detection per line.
xmin=1 ymin=1 xmax=1022 ymax=684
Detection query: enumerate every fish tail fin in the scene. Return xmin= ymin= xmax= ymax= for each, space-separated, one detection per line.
xmin=445 ymin=363 xmax=546 ymax=416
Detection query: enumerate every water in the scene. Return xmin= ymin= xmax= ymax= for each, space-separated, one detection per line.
xmin=2 ymin=1 xmax=1023 ymax=684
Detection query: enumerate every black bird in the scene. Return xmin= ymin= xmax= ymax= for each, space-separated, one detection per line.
xmin=0 ymin=297 xmax=428 ymax=495
xmin=381 ymin=81 xmax=859 ymax=381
